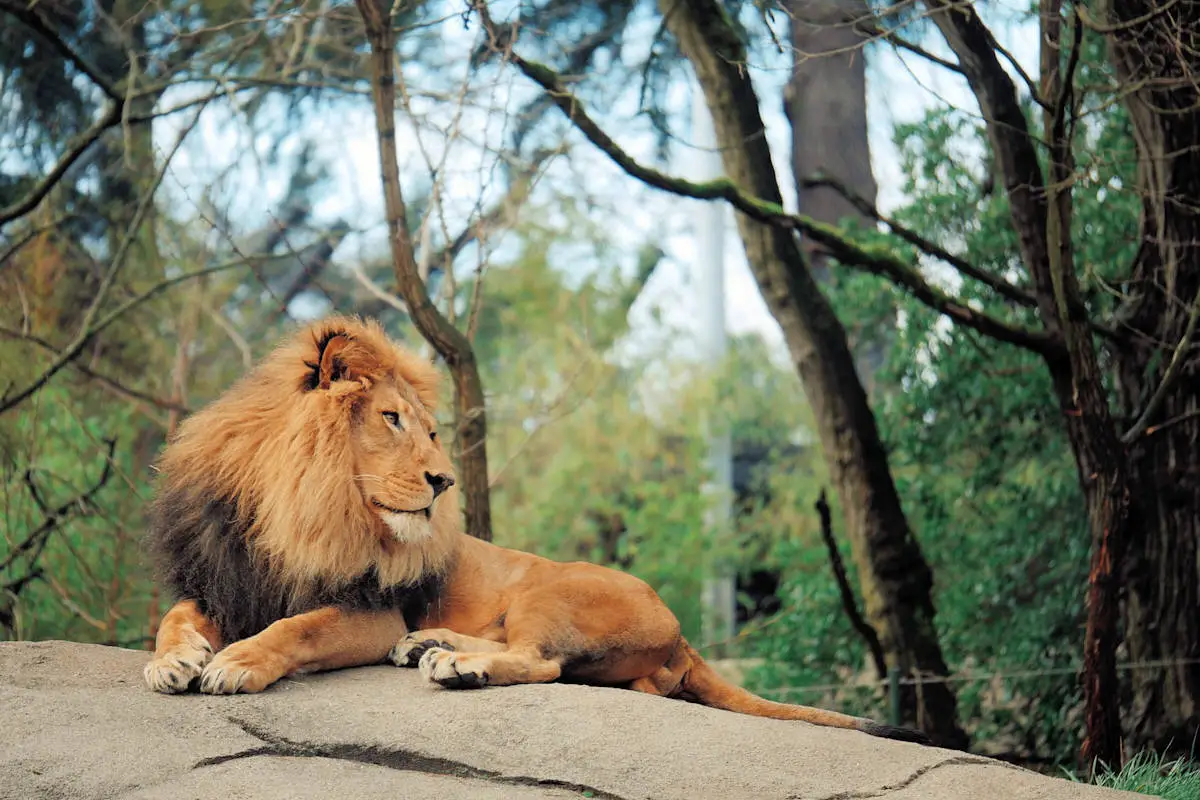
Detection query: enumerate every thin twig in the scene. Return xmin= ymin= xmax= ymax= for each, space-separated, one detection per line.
xmin=350 ymin=263 xmax=408 ymax=314
xmin=0 ymin=256 xmax=258 ymax=415
xmin=816 ymin=489 xmax=889 ymax=681
xmin=0 ymin=439 xmax=117 ymax=576
xmin=1121 ymin=281 xmax=1200 ymax=444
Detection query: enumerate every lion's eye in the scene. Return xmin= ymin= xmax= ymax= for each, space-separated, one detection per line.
xmin=429 ymin=431 xmax=438 ymax=442
xmin=382 ymin=411 xmax=403 ymax=430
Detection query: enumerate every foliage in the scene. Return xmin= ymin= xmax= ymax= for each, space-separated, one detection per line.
xmin=1 ymin=385 xmax=157 ymax=645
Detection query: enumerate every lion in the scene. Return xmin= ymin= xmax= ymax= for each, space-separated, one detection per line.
xmin=142 ymin=315 xmax=928 ymax=745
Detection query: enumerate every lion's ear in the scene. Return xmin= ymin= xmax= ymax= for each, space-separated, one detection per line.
xmin=317 ymin=334 xmax=353 ymax=390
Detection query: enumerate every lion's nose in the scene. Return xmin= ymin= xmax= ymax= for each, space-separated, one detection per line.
xmin=425 ymin=472 xmax=455 ymax=499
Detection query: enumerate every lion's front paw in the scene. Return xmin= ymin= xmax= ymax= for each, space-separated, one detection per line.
xmin=417 ymin=647 xmax=488 ymax=689
xmin=389 ymin=634 xmax=455 ymax=668
xmin=199 ymin=642 xmax=285 ymax=695
xmin=144 ymin=632 xmax=214 ymax=694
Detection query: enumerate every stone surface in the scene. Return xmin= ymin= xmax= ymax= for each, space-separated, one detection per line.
xmin=0 ymin=641 xmax=1147 ymax=799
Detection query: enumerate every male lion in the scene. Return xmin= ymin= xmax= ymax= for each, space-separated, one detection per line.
xmin=143 ymin=316 xmax=927 ymax=745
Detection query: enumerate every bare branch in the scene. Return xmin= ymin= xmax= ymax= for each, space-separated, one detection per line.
xmin=816 ymin=489 xmax=888 ymax=681
xmin=0 ymin=84 xmax=267 ymax=227
xmin=483 ymin=20 xmax=1055 ymax=354
xmin=0 ymin=100 xmax=211 ymax=414
xmin=0 ymin=327 xmax=189 ymax=414
xmin=0 ymin=257 xmax=256 ymax=415
xmin=0 ymin=104 xmax=122 ymax=227
xmin=1121 ymin=281 xmax=1200 ymax=444
xmin=350 ymin=263 xmax=409 ymax=315
xmin=925 ymin=0 xmax=1058 ymax=327
xmin=0 ymin=438 xmax=117 ymax=576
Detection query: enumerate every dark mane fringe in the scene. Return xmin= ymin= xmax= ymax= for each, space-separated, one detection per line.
xmin=146 ymin=479 xmax=444 ymax=643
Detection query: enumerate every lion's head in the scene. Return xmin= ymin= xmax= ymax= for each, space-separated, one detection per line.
xmin=153 ymin=316 xmax=460 ymax=593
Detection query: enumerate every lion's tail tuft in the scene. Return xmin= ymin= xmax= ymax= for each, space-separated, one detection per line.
xmin=672 ymin=640 xmax=931 ymax=745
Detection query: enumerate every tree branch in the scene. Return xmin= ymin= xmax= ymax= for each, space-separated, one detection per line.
xmin=802 ymin=174 xmax=1036 ymax=308
xmin=0 ymin=104 xmax=122 ymax=227
xmin=0 ymin=438 xmax=117 ymax=576
xmin=356 ymin=0 xmax=492 ymax=540
xmin=1121 ymin=280 xmax=1200 ymax=444
xmin=355 ymin=160 xmax=540 ymax=320
xmin=0 ymin=327 xmax=189 ymax=414
xmin=0 ymin=257 xmax=255 ymax=415
xmin=0 ymin=84 xmax=263 ymax=227
xmin=0 ymin=0 xmax=121 ymax=100
xmin=925 ymin=0 xmax=1059 ymax=329
xmin=816 ymin=489 xmax=888 ymax=681
xmin=848 ymin=16 xmax=964 ymax=75
xmin=0 ymin=101 xmax=211 ymax=414
xmin=480 ymin=16 xmax=1055 ymax=355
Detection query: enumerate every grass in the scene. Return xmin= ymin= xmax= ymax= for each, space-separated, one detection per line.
xmin=1074 ymin=751 xmax=1200 ymax=799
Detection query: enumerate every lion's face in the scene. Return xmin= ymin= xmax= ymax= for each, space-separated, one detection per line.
xmin=310 ymin=329 xmax=457 ymax=545
xmin=350 ymin=377 xmax=456 ymax=544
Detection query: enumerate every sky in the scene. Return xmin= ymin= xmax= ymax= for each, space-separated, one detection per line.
xmin=157 ymin=1 xmax=1042 ymax=371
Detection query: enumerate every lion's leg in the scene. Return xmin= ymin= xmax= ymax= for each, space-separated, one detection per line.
xmin=200 ymin=607 xmax=406 ymax=695
xmin=417 ymin=568 xmax=681 ymax=692
xmin=417 ymin=645 xmax=561 ymax=689
xmin=144 ymin=599 xmax=223 ymax=694
xmin=628 ymin=641 xmax=690 ymax=697
xmin=504 ymin=571 xmax=680 ymax=686
xmin=388 ymin=628 xmax=505 ymax=667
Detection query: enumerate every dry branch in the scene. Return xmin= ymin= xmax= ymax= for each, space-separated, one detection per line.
xmin=0 ymin=438 xmax=118 ymax=632
xmin=815 ymin=490 xmax=888 ymax=681
xmin=0 ymin=258 xmax=256 ymax=415
xmin=477 ymin=10 xmax=1054 ymax=356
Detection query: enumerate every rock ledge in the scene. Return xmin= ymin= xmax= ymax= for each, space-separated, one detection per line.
xmin=0 ymin=641 xmax=1144 ymax=799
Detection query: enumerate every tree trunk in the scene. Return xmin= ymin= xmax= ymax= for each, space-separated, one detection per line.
xmin=663 ymin=0 xmax=967 ymax=749
xmin=357 ymin=0 xmax=493 ymax=540
xmin=786 ymin=0 xmax=889 ymax=392
xmin=1103 ymin=0 xmax=1200 ymax=755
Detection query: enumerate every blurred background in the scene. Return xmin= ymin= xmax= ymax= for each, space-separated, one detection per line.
xmin=2 ymin=0 xmax=1196 ymax=784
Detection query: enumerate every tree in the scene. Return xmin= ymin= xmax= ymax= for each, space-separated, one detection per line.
xmin=479 ymin=0 xmax=1200 ymax=766
xmin=913 ymin=0 xmax=1198 ymax=767
xmin=1098 ymin=0 xmax=1200 ymax=760
xmin=478 ymin=0 xmax=968 ymax=748
xmin=786 ymin=0 xmax=891 ymax=391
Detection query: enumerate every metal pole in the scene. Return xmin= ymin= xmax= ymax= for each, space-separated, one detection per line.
xmin=692 ymin=83 xmax=736 ymax=659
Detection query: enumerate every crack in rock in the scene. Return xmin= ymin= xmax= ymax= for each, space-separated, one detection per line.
xmin=804 ymin=756 xmax=1004 ymax=800
xmin=192 ymin=716 xmax=626 ymax=800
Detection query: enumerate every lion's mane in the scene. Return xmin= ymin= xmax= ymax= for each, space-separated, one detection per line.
xmin=146 ymin=316 xmax=459 ymax=643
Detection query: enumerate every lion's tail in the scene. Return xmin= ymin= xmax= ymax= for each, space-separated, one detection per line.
xmin=671 ymin=640 xmax=931 ymax=745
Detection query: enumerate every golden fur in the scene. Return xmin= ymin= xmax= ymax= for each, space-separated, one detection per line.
xmin=142 ymin=316 xmax=929 ymax=745
xmin=159 ymin=317 xmax=457 ymax=591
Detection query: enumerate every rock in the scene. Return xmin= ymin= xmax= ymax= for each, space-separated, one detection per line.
xmin=0 ymin=641 xmax=1146 ymax=799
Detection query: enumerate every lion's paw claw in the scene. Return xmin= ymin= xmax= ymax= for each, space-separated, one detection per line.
xmin=198 ymin=647 xmax=278 ymax=694
xmin=417 ymin=647 xmax=488 ymax=689
xmin=144 ymin=634 xmax=214 ymax=694
xmin=389 ymin=635 xmax=454 ymax=668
